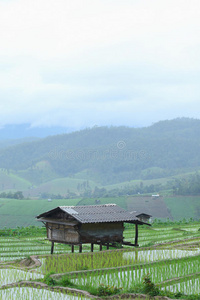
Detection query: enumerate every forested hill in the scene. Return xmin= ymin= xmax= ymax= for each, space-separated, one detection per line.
xmin=0 ymin=117 xmax=200 ymax=185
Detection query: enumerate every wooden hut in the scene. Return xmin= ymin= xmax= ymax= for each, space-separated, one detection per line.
xmin=36 ymin=204 xmax=150 ymax=253
xmin=136 ymin=213 xmax=152 ymax=223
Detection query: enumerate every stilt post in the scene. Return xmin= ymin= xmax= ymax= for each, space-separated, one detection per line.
xmin=51 ymin=241 xmax=54 ymax=254
xmin=91 ymin=243 xmax=94 ymax=252
xmin=135 ymin=223 xmax=139 ymax=246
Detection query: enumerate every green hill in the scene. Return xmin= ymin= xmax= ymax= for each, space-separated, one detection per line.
xmin=1 ymin=117 xmax=200 ymax=196
xmin=0 ymin=169 xmax=31 ymax=191
xmin=24 ymin=177 xmax=97 ymax=198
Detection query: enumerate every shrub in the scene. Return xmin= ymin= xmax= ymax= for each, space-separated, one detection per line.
xmin=58 ymin=275 xmax=75 ymax=287
xmin=42 ymin=272 xmax=56 ymax=286
xmin=143 ymin=274 xmax=159 ymax=296
xmin=96 ymin=284 xmax=122 ymax=296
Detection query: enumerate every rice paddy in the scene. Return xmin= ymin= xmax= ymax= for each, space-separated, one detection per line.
xmin=0 ymin=288 xmax=86 ymax=300
xmin=0 ymin=222 xmax=200 ymax=299
xmin=164 ymin=277 xmax=200 ymax=295
xmin=0 ymin=269 xmax=43 ymax=286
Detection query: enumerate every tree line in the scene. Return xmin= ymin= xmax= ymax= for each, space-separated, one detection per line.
xmin=0 ymin=191 xmax=24 ymax=199
xmin=171 ymin=173 xmax=200 ymax=195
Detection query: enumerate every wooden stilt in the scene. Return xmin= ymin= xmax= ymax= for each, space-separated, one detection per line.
xmin=106 ymin=243 xmax=109 ymax=250
xmin=91 ymin=243 xmax=94 ymax=252
xmin=135 ymin=223 xmax=139 ymax=246
xmin=99 ymin=243 xmax=102 ymax=251
xmin=71 ymin=245 xmax=74 ymax=253
xmin=79 ymin=244 xmax=82 ymax=253
xmin=51 ymin=241 xmax=54 ymax=254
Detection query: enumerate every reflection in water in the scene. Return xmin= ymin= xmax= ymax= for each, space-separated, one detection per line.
xmin=123 ymin=249 xmax=200 ymax=263
xmin=0 ymin=287 xmax=86 ymax=300
xmin=72 ymin=248 xmax=200 ymax=290
xmin=164 ymin=277 xmax=200 ymax=295
xmin=0 ymin=269 xmax=43 ymax=286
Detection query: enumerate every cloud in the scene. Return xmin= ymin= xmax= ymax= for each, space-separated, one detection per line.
xmin=0 ymin=0 xmax=200 ymax=128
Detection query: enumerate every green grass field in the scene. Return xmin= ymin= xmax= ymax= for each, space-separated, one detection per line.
xmin=0 ymin=197 xmax=128 ymax=228
xmin=0 ymin=198 xmax=81 ymax=228
xmin=38 ymin=177 xmax=97 ymax=194
xmin=1 ymin=195 xmax=200 ymax=228
xmin=163 ymin=196 xmax=200 ymax=220
xmin=0 ymin=169 xmax=31 ymax=192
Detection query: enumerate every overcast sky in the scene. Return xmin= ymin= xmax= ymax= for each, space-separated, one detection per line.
xmin=0 ymin=0 xmax=200 ymax=129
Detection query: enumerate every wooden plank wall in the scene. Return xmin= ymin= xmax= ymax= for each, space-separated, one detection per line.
xmin=47 ymin=222 xmax=79 ymax=243
xmin=79 ymin=222 xmax=124 ymax=243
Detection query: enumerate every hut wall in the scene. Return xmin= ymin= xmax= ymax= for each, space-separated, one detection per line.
xmin=79 ymin=222 xmax=124 ymax=243
xmin=139 ymin=217 xmax=148 ymax=223
xmin=137 ymin=215 xmax=151 ymax=223
xmin=47 ymin=222 xmax=79 ymax=243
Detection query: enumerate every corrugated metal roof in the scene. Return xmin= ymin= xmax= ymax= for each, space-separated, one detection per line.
xmin=37 ymin=218 xmax=78 ymax=226
xmin=37 ymin=204 xmax=142 ymax=224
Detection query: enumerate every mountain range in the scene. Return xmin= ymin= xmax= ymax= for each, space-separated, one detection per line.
xmin=0 ymin=117 xmax=200 ymax=197
xmin=0 ymin=123 xmax=75 ymax=140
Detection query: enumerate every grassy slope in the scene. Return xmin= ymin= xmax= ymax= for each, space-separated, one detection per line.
xmin=106 ymin=169 xmax=200 ymax=190
xmin=163 ymin=196 xmax=200 ymax=220
xmin=24 ymin=177 xmax=98 ymax=197
xmin=105 ymin=176 xmax=171 ymax=190
xmin=1 ymin=195 xmax=200 ymax=228
xmin=0 ymin=164 xmax=200 ymax=198
xmin=0 ymin=198 xmax=80 ymax=228
xmin=0 ymin=196 xmax=127 ymax=228
xmin=0 ymin=186 xmax=200 ymax=228
xmin=0 ymin=169 xmax=31 ymax=191
xmin=18 ymin=160 xmax=60 ymax=185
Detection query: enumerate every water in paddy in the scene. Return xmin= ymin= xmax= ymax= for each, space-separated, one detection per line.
xmin=123 ymin=248 xmax=200 ymax=263
xmin=0 ymin=270 xmax=87 ymax=299
xmin=72 ymin=249 xmax=200 ymax=289
xmin=0 ymin=269 xmax=43 ymax=286
xmin=164 ymin=277 xmax=200 ymax=295
xmin=0 ymin=287 xmax=87 ymax=300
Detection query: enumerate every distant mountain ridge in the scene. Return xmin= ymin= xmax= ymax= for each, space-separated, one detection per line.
xmin=0 ymin=117 xmax=200 ymax=195
xmin=0 ymin=123 xmax=75 ymax=139
xmin=0 ymin=137 xmax=40 ymax=149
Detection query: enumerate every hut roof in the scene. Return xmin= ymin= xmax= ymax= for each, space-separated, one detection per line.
xmin=36 ymin=204 xmax=148 ymax=225
xmin=136 ymin=212 xmax=152 ymax=218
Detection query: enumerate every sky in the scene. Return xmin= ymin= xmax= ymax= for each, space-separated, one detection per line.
xmin=0 ymin=0 xmax=200 ymax=129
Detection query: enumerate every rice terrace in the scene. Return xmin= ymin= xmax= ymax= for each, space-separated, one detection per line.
xmin=1 ymin=119 xmax=200 ymax=299
xmin=1 ymin=201 xmax=200 ymax=299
